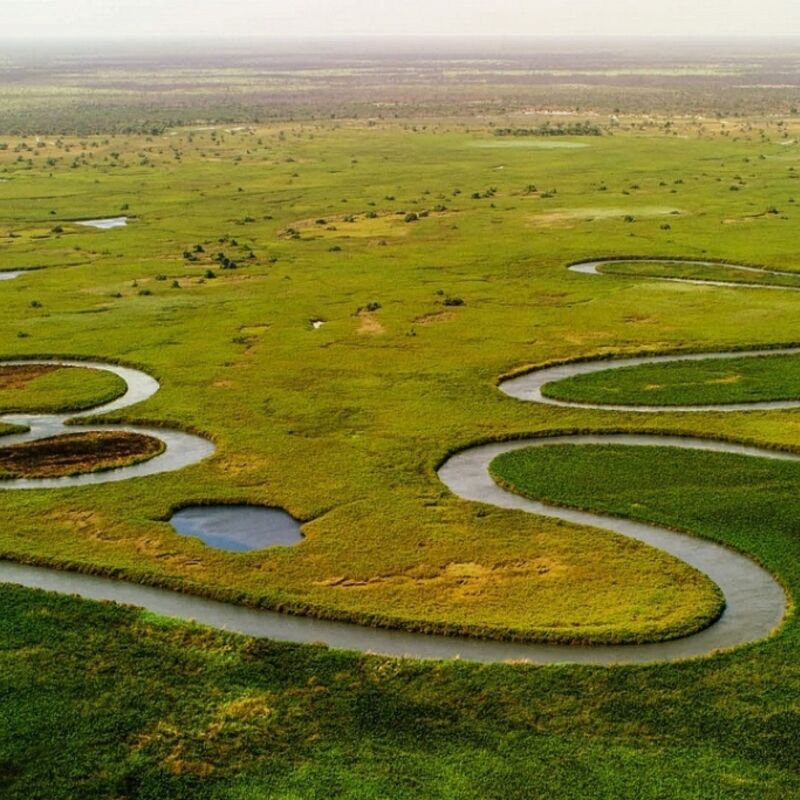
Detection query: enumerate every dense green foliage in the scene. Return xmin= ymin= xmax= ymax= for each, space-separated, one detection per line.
xmin=0 ymin=365 xmax=126 ymax=414
xmin=543 ymin=352 xmax=800 ymax=406
xmin=1 ymin=577 xmax=798 ymax=799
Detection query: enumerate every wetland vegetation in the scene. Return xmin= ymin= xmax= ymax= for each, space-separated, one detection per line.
xmin=0 ymin=364 xmax=126 ymax=414
xmin=1 ymin=35 xmax=799 ymax=799
xmin=542 ymin=352 xmax=800 ymax=406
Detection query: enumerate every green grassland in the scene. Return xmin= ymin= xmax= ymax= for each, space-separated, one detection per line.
xmin=2 ymin=574 xmax=798 ymax=800
xmin=0 ymin=365 xmax=126 ymax=414
xmin=2 ymin=121 xmax=800 ymax=635
xmin=2 ymin=117 xmax=800 ymax=795
xmin=542 ymin=352 xmax=800 ymax=406
xmin=0 ymin=423 xmax=26 ymax=437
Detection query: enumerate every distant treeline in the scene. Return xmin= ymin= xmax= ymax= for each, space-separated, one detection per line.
xmin=494 ymin=122 xmax=603 ymax=137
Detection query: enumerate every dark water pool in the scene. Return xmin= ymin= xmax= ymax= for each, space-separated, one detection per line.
xmin=170 ymin=505 xmax=303 ymax=552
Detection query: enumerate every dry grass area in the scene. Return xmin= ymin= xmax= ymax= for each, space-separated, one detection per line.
xmin=527 ymin=206 xmax=683 ymax=227
xmin=356 ymin=312 xmax=385 ymax=335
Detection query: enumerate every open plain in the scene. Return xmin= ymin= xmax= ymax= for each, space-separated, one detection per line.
xmin=1 ymin=37 xmax=800 ymax=799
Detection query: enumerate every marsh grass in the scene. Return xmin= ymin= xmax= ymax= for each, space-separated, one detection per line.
xmin=4 ymin=122 xmax=800 ymax=639
xmin=1 ymin=573 xmax=798 ymax=798
xmin=0 ymin=364 xmax=126 ymax=414
xmin=2 ymin=118 xmax=800 ymax=794
xmin=542 ymin=352 xmax=800 ymax=406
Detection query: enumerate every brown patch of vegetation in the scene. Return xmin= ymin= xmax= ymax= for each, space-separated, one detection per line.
xmin=46 ymin=508 xmax=104 ymax=533
xmin=413 ymin=310 xmax=456 ymax=325
xmin=133 ymin=686 xmax=323 ymax=778
xmin=357 ymin=312 xmax=385 ymax=335
xmin=528 ymin=206 xmax=683 ymax=228
xmin=722 ymin=214 xmax=764 ymax=225
xmin=708 ymin=374 xmax=742 ymax=385
xmin=318 ymin=558 xmax=564 ymax=601
xmin=0 ymin=431 xmax=164 ymax=479
xmin=0 ymin=364 xmax=59 ymax=390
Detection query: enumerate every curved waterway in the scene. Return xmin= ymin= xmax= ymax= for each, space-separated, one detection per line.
xmin=0 ymin=429 xmax=790 ymax=663
xmin=0 ymin=260 xmax=797 ymax=664
xmin=569 ymin=258 xmax=800 ymax=292
xmin=501 ymin=346 xmax=800 ymax=412
xmin=0 ymin=360 xmax=214 ymax=489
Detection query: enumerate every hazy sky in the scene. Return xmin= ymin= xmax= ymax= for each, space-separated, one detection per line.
xmin=3 ymin=0 xmax=800 ymax=39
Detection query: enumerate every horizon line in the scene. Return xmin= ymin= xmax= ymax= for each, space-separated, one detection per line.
xmin=3 ymin=33 xmax=800 ymax=42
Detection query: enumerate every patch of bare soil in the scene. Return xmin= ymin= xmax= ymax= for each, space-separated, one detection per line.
xmin=0 ymin=364 xmax=59 ymax=390
xmin=0 ymin=431 xmax=164 ymax=479
xmin=413 ymin=310 xmax=456 ymax=325
xmin=357 ymin=312 xmax=385 ymax=335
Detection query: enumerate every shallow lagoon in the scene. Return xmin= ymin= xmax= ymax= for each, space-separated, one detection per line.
xmin=170 ymin=505 xmax=303 ymax=552
xmin=76 ymin=217 xmax=129 ymax=230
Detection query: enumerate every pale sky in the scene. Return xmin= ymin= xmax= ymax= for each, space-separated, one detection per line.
xmin=2 ymin=0 xmax=799 ymax=39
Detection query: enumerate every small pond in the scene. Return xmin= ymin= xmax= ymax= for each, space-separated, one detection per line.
xmin=170 ymin=504 xmax=303 ymax=552
xmin=76 ymin=217 xmax=129 ymax=230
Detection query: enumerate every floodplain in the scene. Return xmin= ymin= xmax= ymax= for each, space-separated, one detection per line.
xmin=1 ymin=37 xmax=800 ymax=799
